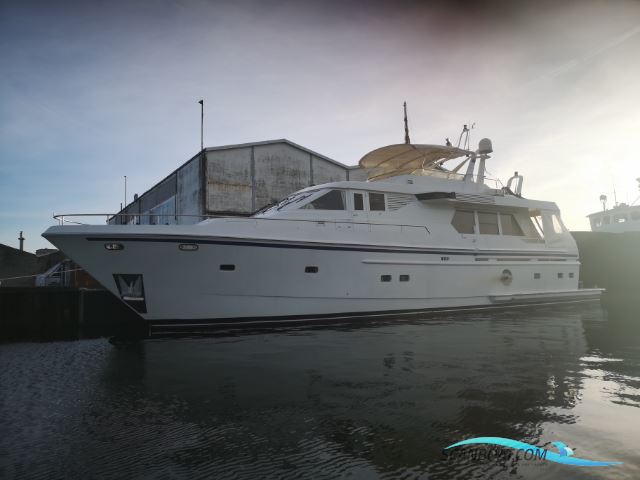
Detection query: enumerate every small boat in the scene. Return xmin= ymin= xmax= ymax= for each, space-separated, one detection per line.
xmin=43 ymin=138 xmax=602 ymax=327
xmin=587 ymin=185 xmax=640 ymax=233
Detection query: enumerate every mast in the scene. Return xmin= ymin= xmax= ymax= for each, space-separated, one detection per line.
xmin=403 ymin=102 xmax=411 ymax=144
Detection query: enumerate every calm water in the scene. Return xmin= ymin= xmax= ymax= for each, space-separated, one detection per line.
xmin=1 ymin=302 xmax=639 ymax=479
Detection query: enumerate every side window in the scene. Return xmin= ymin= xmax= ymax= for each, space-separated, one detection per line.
xmin=354 ymin=193 xmax=364 ymax=211
xmin=614 ymin=214 xmax=627 ymax=224
xmin=551 ymin=214 xmax=564 ymax=233
xmin=500 ymin=213 xmax=524 ymax=236
xmin=304 ymin=190 xmax=346 ymax=210
xmin=602 ymin=216 xmax=611 ymax=225
xmin=369 ymin=193 xmax=386 ymax=211
xmin=451 ymin=210 xmax=475 ymax=234
xmin=478 ymin=212 xmax=499 ymax=235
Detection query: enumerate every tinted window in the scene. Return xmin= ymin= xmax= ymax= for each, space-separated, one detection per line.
xmin=500 ymin=214 xmax=524 ymax=236
xmin=354 ymin=193 xmax=364 ymax=211
xmin=304 ymin=190 xmax=345 ymax=210
xmin=451 ymin=210 xmax=475 ymax=234
xmin=369 ymin=193 xmax=386 ymax=211
xmin=478 ymin=212 xmax=499 ymax=235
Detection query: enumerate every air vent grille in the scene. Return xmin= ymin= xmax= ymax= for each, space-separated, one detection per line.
xmin=386 ymin=193 xmax=414 ymax=211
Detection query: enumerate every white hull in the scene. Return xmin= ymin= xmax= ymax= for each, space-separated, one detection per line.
xmin=43 ymin=227 xmax=601 ymax=324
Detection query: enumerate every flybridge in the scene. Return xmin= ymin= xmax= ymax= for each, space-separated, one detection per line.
xmin=358 ymin=138 xmax=494 ymax=184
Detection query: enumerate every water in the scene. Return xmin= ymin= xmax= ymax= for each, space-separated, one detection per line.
xmin=1 ymin=302 xmax=639 ymax=479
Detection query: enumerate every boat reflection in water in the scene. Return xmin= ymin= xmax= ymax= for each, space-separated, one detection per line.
xmin=3 ymin=302 xmax=639 ymax=479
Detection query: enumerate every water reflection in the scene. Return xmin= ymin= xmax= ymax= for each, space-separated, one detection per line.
xmin=1 ymin=302 xmax=639 ymax=479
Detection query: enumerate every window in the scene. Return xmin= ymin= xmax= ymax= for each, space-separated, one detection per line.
xmin=557 ymin=272 xmax=563 ymax=279
xmin=534 ymin=273 xmax=541 ymax=279
xmin=478 ymin=212 xmax=499 ymax=235
xmin=304 ymin=190 xmax=346 ymax=210
xmin=369 ymin=193 xmax=386 ymax=211
xmin=614 ymin=214 xmax=627 ymax=223
xmin=353 ymin=193 xmax=364 ymax=211
xmin=551 ymin=214 xmax=564 ymax=233
xmin=381 ymin=275 xmax=391 ymax=282
xmin=451 ymin=210 xmax=475 ymax=234
xmin=399 ymin=275 xmax=410 ymax=282
xmin=569 ymin=272 xmax=574 ymax=278
xmin=500 ymin=214 xmax=524 ymax=236
xmin=631 ymin=211 xmax=640 ymax=221
xmin=528 ymin=213 xmax=545 ymax=239
xmin=220 ymin=264 xmax=235 ymax=271
xmin=602 ymin=216 xmax=611 ymax=225
xmin=305 ymin=266 xmax=318 ymax=273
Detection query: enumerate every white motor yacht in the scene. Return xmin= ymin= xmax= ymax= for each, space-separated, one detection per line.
xmin=43 ymin=139 xmax=602 ymax=326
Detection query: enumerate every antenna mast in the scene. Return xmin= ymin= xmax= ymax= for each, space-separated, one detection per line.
xmin=403 ymin=102 xmax=411 ymax=144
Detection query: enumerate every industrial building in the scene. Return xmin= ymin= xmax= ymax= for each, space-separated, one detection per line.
xmin=113 ymin=139 xmax=363 ymax=225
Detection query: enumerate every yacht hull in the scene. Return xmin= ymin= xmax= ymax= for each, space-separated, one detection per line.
xmin=43 ymin=228 xmax=602 ymax=324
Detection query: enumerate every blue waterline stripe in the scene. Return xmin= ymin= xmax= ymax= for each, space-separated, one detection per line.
xmin=84 ymin=236 xmax=577 ymax=258
xmin=445 ymin=437 xmax=622 ymax=467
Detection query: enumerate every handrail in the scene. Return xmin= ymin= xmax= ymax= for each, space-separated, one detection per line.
xmin=51 ymin=213 xmax=431 ymax=234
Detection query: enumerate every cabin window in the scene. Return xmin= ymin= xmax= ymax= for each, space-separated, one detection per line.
xmin=558 ymin=272 xmax=563 ymax=279
xmin=451 ymin=210 xmax=475 ymax=234
xmin=593 ymin=217 xmax=603 ymax=228
xmin=534 ymin=273 xmax=541 ymax=279
xmin=399 ymin=275 xmax=410 ymax=282
xmin=551 ymin=214 xmax=564 ymax=233
xmin=369 ymin=193 xmax=386 ymax=211
xmin=478 ymin=212 xmax=499 ymax=235
xmin=614 ymin=214 xmax=627 ymax=223
xmin=305 ymin=266 xmax=318 ymax=273
xmin=354 ymin=193 xmax=364 ymax=211
xmin=602 ymin=216 xmax=611 ymax=225
xmin=529 ymin=213 xmax=545 ymax=238
xmin=500 ymin=214 xmax=524 ymax=236
xmin=220 ymin=264 xmax=235 ymax=271
xmin=631 ymin=211 xmax=640 ymax=221
xmin=304 ymin=190 xmax=346 ymax=210
xmin=381 ymin=275 xmax=392 ymax=282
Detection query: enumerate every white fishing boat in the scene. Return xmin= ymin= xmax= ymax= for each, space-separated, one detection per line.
xmin=42 ymin=138 xmax=601 ymax=326
xmin=587 ymin=184 xmax=640 ymax=233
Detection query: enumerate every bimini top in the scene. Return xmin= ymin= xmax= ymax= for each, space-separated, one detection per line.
xmin=358 ymin=144 xmax=472 ymax=181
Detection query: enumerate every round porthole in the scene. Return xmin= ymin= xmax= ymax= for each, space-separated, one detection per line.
xmin=500 ymin=269 xmax=513 ymax=285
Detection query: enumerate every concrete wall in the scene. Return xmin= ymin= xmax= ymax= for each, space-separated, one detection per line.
xmin=176 ymin=155 xmax=203 ymax=223
xmin=206 ymin=147 xmax=253 ymax=214
xmin=253 ymin=143 xmax=312 ymax=209
xmin=311 ymin=155 xmax=347 ymax=185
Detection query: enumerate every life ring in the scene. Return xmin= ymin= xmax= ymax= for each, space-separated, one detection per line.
xmin=501 ymin=269 xmax=513 ymax=285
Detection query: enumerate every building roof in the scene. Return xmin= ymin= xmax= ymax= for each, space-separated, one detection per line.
xmin=203 ymin=139 xmax=353 ymax=169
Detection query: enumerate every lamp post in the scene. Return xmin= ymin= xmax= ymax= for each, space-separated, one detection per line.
xmin=198 ymin=99 xmax=204 ymax=151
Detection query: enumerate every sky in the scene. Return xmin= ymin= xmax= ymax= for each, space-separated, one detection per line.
xmin=1 ymin=0 xmax=640 ymax=252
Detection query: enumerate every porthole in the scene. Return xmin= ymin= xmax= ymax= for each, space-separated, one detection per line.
xmin=104 ymin=243 xmax=124 ymax=251
xmin=500 ymin=269 xmax=513 ymax=285
xmin=381 ymin=275 xmax=391 ymax=282
xmin=220 ymin=264 xmax=236 ymax=271
xmin=305 ymin=266 xmax=319 ymax=273
xmin=179 ymin=243 xmax=198 ymax=251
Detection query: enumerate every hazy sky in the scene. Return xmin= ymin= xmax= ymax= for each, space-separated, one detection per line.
xmin=2 ymin=0 xmax=640 ymax=251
